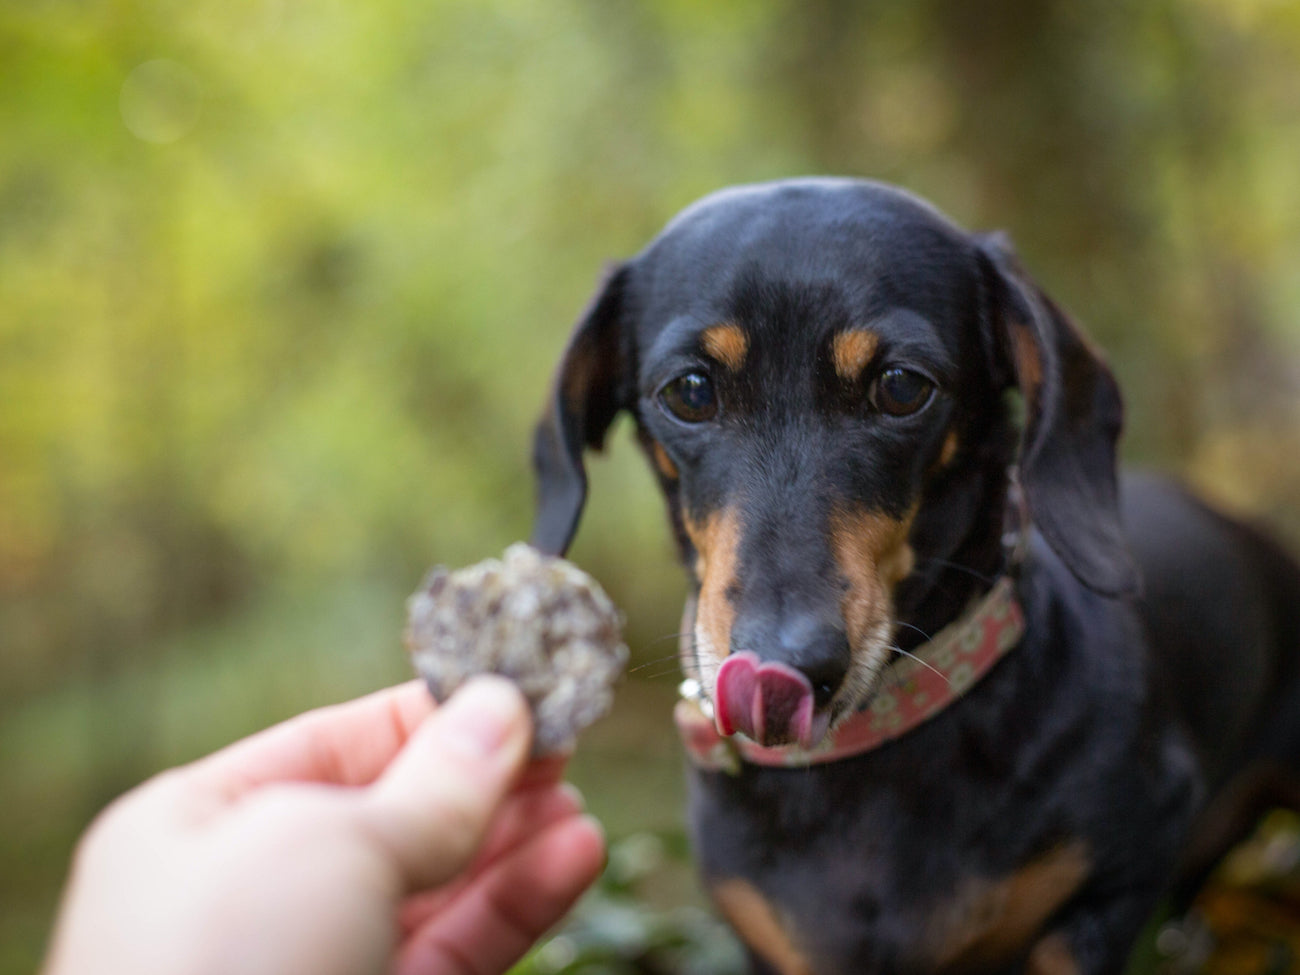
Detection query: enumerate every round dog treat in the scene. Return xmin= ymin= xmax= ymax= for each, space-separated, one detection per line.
xmin=404 ymin=543 xmax=628 ymax=755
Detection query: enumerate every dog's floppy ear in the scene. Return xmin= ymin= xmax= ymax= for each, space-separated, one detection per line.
xmin=530 ymin=263 xmax=633 ymax=556
xmin=977 ymin=234 xmax=1140 ymax=597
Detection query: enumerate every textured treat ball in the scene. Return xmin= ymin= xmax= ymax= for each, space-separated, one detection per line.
xmin=405 ymin=543 xmax=628 ymax=755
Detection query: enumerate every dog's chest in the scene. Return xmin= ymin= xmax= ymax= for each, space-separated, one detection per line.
xmin=700 ymin=840 xmax=1089 ymax=974
xmin=688 ymin=766 xmax=1092 ymax=974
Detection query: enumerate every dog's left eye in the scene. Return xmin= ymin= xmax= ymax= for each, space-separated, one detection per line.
xmin=660 ymin=372 xmax=718 ymax=423
xmin=871 ymin=368 xmax=935 ymax=417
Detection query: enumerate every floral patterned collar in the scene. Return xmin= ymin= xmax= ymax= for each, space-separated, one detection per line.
xmin=674 ymin=576 xmax=1026 ymax=773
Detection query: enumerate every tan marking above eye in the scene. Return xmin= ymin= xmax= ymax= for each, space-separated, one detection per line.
xmin=701 ymin=323 xmax=749 ymax=372
xmin=710 ymin=878 xmax=814 ymax=975
xmin=682 ymin=507 xmax=741 ymax=668
xmin=831 ymin=329 xmax=881 ymax=382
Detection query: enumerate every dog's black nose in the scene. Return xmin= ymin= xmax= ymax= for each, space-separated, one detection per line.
xmin=732 ymin=612 xmax=851 ymax=709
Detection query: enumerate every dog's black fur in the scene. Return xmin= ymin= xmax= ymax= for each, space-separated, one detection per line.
xmin=530 ymin=178 xmax=1300 ymax=974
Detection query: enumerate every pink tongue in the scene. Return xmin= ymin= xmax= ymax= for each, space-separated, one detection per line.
xmin=715 ymin=651 xmax=816 ymax=749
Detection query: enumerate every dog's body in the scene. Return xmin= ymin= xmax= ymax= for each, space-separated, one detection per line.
xmin=530 ymin=179 xmax=1300 ymax=974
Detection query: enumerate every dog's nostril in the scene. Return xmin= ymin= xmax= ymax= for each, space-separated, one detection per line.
xmin=786 ymin=624 xmax=850 ymax=710
xmin=803 ymin=663 xmax=845 ymax=710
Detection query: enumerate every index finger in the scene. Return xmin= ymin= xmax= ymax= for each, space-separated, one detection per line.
xmin=185 ymin=680 xmax=436 ymax=800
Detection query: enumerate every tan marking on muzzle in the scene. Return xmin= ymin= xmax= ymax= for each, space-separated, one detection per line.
xmin=831 ymin=329 xmax=881 ymax=382
xmin=683 ymin=507 xmax=742 ymax=669
xmin=829 ymin=505 xmax=917 ymax=649
xmin=701 ymin=323 xmax=749 ymax=372
xmin=710 ymin=878 xmax=814 ymax=975
xmin=930 ymin=841 xmax=1091 ymax=971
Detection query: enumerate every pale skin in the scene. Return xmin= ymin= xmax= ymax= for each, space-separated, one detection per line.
xmin=42 ymin=676 xmax=607 ymax=975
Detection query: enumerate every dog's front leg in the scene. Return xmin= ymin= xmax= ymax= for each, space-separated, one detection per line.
xmin=1025 ymin=884 xmax=1167 ymax=975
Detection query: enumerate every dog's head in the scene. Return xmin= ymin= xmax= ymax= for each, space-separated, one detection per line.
xmin=532 ymin=179 xmax=1136 ymax=748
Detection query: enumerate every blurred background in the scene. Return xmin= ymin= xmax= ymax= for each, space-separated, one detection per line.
xmin=3 ymin=0 xmax=1300 ymax=971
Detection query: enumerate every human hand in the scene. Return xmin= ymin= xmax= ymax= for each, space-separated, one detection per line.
xmin=42 ymin=677 xmax=606 ymax=975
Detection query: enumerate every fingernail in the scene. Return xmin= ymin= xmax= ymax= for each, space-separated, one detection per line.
xmin=580 ymin=813 xmax=605 ymax=841
xmin=441 ymin=676 xmax=527 ymax=757
xmin=557 ymin=781 xmax=587 ymax=812
xmin=581 ymin=814 xmax=609 ymax=869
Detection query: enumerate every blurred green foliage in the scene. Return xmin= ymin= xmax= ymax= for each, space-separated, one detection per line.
xmin=3 ymin=0 xmax=1300 ymax=971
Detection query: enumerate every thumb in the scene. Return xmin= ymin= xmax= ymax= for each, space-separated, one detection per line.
xmin=358 ymin=676 xmax=533 ymax=891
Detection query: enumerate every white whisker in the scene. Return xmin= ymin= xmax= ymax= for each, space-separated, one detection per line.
xmin=627 ymin=652 xmax=684 ymax=674
xmin=893 ymin=620 xmax=934 ymax=642
xmin=889 ymin=644 xmax=951 ymax=686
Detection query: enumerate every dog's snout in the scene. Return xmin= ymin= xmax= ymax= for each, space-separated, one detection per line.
xmin=733 ymin=612 xmax=850 ymax=709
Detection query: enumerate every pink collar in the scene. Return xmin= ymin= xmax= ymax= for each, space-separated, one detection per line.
xmin=675 ymin=577 xmax=1026 ymax=772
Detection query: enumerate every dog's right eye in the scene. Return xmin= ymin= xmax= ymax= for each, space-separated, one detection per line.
xmin=871 ymin=367 xmax=936 ymax=417
xmin=660 ymin=372 xmax=718 ymax=423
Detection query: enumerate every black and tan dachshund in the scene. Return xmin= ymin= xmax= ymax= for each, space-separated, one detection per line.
xmin=530 ymin=178 xmax=1300 ymax=974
